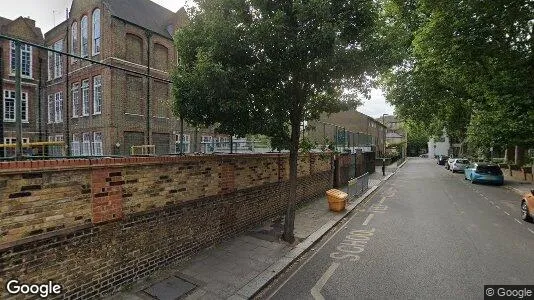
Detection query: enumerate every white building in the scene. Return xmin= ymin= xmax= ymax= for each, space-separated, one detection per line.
xmin=428 ymin=129 xmax=450 ymax=158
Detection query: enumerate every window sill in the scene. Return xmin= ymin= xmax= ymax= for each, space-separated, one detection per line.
xmin=93 ymin=112 xmax=102 ymax=116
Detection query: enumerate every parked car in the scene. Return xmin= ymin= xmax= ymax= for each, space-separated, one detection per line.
xmin=445 ymin=157 xmax=455 ymax=170
xmin=450 ymin=158 xmax=470 ymax=173
xmin=521 ymin=190 xmax=534 ymax=222
xmin=464 ymin=163 xmax=504 ymax=185
xmin=437 ymin=155 xmax=449 ymax=165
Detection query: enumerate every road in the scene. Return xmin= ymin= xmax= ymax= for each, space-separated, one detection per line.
xmin=259 ymin=158 xmax=534 ymax=299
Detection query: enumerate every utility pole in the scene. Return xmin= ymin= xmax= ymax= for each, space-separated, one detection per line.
xmin=15 ymin=41 xmax=23 ymax=159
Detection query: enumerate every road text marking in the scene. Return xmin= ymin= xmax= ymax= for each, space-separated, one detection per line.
xmin=495 ymin=205 xmax=500 ymax=209
xmin=490 ymin=201 xmax=495 ymax=205
xmin=528 ymin=228 xmax=534 ymax=234
xmin=379 ymin=196 xmax=386 ymax=204
xmin=514 ymin=218 xmax=522 ymax=224
xmin=362 ymin=214 xmax=374 ymax=226
xmin=504 ymin=212 xmax=510 ymax=215
xmin=310 ymin=262 xmax=340 ymax=300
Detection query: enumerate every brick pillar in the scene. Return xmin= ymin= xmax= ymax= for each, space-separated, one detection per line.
xmin=219 ymin=159 xmax=235 ymax=194
xmin=91 ymin=168 xmax=124 ymax=224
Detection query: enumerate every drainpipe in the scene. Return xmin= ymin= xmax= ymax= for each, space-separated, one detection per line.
xmin=145 ymin=31 xmax=151 ymax=146
xmin=38 ymin=56 xmax=43 ymax=142
xmin=15 ymin=41 xmax=22 ymax=159
xmin=65 ymin=26 xmax=70 ymax=156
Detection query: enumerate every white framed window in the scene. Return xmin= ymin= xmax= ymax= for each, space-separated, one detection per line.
xmin=93 ymin=75 xmax=102 ymax=114
xmin=54 ymin=92 xmax=63 ymax=123
xmin=10 ymin=42 xmax=32 ymax=78
xmin=53 ymin=40 xmax=63 ymax=78
xmin=47 ymin=51 xmax=53 ymax=81
xmin=4 ymin=137 xmax=29 ymax=144
xmin=3 ymin=90 xmax=15 ymax=122
xmin=55 ymin=135 xmax=63 ymax=142
xmin=72 ymin=83 xmax=80 ymax=117
xmin=82 ymin=132 xmax=91 ymax=156
xmin=71 ymin=134 xmax=81 ymax=156
xmin=81 ymin=15 xmax=88 ymax=58
xmin=93 ymin=132 xmax=103 ymax=156
xmin=176 ymin=134 xmax=190 ymax=153
xmin=92 ymin=9 xmax=101 ymax=55
xmin=47 ymin=94 xmax=54 ymax=123
xmin=21 ymin=92 xmax=28 ymax=122
xmin=201 ymin=136 xmax=212 ymax=143
xmin=3 ymin=90 xmax=28 ymax=122
xmin=71 ymin=21 xmax=78 ymax=63
xmin=81 ymin=79 xmax=89 ymax=116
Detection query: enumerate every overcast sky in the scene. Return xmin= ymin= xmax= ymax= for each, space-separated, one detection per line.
xmin=1 ymin=0 xmax=394 ymax=118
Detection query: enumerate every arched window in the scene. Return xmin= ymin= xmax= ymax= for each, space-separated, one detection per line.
xmin=81 ymin=16 xmax=88 ymax=57
xmin=92 ymin=9 xmax=101 ymax=55
xmin=125 ymin=33 xmax=143 ymax=64
xmin=71 ymin=22 xmax=78 ymax=62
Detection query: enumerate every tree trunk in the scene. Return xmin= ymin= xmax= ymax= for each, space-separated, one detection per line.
xmin=282 ymin=117 xmax=301 ymax=243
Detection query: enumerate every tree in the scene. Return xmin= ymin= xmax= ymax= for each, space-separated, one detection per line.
xmin=173 ymin=0 xmax=385 ymax=242
xmin=380 ymin=0 xmax=534 ymax=151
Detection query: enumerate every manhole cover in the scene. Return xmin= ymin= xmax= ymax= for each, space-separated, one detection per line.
xmin=143 ymin=276 xmax=197 ymax=300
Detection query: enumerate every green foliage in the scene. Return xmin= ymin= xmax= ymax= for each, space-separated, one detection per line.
xmin=379 ymin=0 xmax=534 ymax=150
xmin=173 ymin=0 xmax=387 ymax=149
xmin=404 ymin=120 xmax=430 ymax=155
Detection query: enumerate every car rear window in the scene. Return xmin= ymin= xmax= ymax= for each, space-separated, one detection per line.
xmin=476 ymin=165 xmax=502 ymax=175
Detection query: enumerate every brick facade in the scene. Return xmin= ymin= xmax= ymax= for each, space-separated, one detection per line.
xmin=0 ymin=17 xmax=45 ymax=148
xmin=0 ymin=153 xmax=333 ymax=299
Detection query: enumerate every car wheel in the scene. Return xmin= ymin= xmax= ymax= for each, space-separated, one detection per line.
xmin=521 ymin=201 xmax=532 ymax=222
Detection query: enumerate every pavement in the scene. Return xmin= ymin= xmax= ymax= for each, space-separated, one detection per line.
xmin=260 ymin=158 xmax=534 ymax=299
xmin=503 ymin=175 xmax=534 ymax=196
xmin=107 ymin=162 xmax=402 ymax=300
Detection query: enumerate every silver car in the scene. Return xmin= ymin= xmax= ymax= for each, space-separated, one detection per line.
xmin=450 ymin=158 xmax=470 ymax=173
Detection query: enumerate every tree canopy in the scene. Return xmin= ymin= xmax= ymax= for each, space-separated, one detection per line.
xmin=380 ymin=0 xmax=534 ymax=152
xmin=173 ymin=0 xmax=386 ymax=242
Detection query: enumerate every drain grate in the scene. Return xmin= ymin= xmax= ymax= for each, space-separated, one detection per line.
xmin=143 ymin=276 xmax=197 ymax=300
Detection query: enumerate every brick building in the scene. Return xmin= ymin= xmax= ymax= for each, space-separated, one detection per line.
xmin=307 ymin=110 xmax=387 ymax=156
xmin=0 ymin=16 xmax=45 ymax=155
xmin=2 ymin=0 xmax=232 ymax=157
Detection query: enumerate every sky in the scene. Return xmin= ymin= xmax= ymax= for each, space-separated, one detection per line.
xmin=1 ymin=0 xmax=394 ymax=118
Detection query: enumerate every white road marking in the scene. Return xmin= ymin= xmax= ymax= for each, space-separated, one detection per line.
xmin=379 ymin=196 xmax=386 ymax=204
xmin=490 ymin=201 xmax=495 ymax=205
xmin=504 ymin=211 xmax=510 ymax=216
xmin=528 ymin=228 xmax=534 ymax=234
xmin=515 ymin=218 xmax=522 ymax=224
xmin=266 ymin=187 xmax=385 ymax=298
xmin=310 ymin=262 xmax=340 ymax=300
xmin=495 ymin=205 xmax=500 ymax=209
xmin=362 ymin=214 xmax=374 ymax=226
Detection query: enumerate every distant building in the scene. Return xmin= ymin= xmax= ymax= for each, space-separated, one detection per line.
xmin=428 ymin=129 xmax=450 ymax=158
xmin=306 ymin=110 xmax=387 ymax=157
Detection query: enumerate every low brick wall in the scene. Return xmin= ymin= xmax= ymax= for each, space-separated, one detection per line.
xmin=0 ymin=153 xmax=333 ymax=299
xmin=502 ymin=168 xmax=534 ymax=182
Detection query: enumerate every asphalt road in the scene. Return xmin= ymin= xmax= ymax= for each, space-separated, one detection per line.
xmin=259 ymin=158 xmax=534 ymax=299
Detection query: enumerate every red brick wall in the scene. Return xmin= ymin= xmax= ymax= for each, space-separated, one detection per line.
xmin=0 ymin=153 xmax=333 ymax=299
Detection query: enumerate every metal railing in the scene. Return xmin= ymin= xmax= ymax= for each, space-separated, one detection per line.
xmin=347 ymin=172 xmax=369 ymax=200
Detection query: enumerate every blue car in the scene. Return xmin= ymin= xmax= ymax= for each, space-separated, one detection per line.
xmin=464 ymin=162 xmax=504 ymax=185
